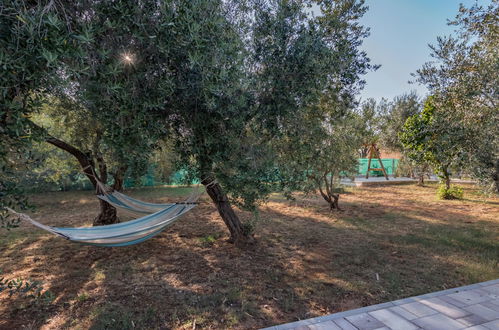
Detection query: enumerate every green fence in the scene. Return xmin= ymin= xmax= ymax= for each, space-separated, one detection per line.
xmin=122 ymin=159 xmax=401 ymax=188
xmin=33 ymin=158 xmax=400 ymax=192
xmin=357 ymin=158 xmax=399 ymax=176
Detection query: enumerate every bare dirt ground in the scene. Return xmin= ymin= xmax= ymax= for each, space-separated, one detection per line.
xmin=1 ymin=184 xmax=498 ymax=329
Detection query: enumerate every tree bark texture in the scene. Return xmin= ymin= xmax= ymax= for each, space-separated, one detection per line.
xmin=201 ymin=177 xmax=253 ymax=245
xmin=493 ymin=160 xmax=499 ymax=193
xmin=94 ymin=199 xmax=119 ymax=226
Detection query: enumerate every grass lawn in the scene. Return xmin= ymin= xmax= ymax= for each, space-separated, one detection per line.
xmin=1 ymin=184 xmax=498 ymax=329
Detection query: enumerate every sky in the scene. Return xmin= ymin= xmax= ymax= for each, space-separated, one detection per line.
xmin=358 ymin=0 xmax=490 ymax=102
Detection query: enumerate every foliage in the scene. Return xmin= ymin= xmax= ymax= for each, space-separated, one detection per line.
xmin=437 ymin=184 xmax=464 ymax=200
xmin=275 ymin=109 xmax=367 ymax=209
xmin=373 ymin=92 xmax=430 ymax=180
xmin=414 ymin=1 xmax=499 ymax=192
xmin=357 ymin=98 xmax=387 ymax=154
xmin=252 ymin=0 xmax=374 ymax=210
xmin=150 ymin=140 xmax=176 ymax=184
xmin=357 ymin=93 xmax=420 ymax=158
xmin=2 ymin=0 xmax=375 ymax=234
xmin=358 ymin=93 xmax=426 ymax=180
xmin=379 ymin=91 xmax=421 ymax=152
xmin=0 ymin=271 xmax=54 ymax=305
xmin=400 ymin=97 xmax=465 ymax=188
xmin=0 ymin=1 xmax=76 ymax=226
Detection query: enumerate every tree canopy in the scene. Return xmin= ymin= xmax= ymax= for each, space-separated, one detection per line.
xmin=414 ymin=1 xmax=499 ymax=192
xmin=2 ymin=0 xmax=375 ymax=241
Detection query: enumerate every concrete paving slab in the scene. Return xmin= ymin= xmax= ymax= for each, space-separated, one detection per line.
xmin=368 ymin=309 xmax=419 ymax=330
xmin=464 ymin=304 xmax=499 ymax=321
xmin=412 ymin=313 xmax=467 ymax=330
xmin=399 ymin=301 xmax=439 ymax=318
xmin=345 ymin=312 xmax=385 ymax=329
xmin=419 ymin=297 xmax=471 ymax=318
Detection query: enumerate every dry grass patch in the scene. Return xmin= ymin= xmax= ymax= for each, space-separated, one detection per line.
xmin=0 ymin=184 xmax=498 ymax=329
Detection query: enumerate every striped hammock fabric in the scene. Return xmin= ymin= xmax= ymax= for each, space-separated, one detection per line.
xmin=7 ymin=200 xmax=196 ymax=247
xmin=97 ymin=191 xmax=177 ymax=216
xmin=96 ymin=179 xmax=201 ymax=216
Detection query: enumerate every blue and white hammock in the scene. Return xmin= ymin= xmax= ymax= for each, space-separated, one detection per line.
xmin=98 ymin=191 xmax=177 ymax=216
xmin=96 ymin=180 xmax=201 ymax=216
xmin=6 ymin=191 xmax=199 ymax=247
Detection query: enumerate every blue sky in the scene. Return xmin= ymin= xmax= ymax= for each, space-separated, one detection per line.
xmin=358 ymin=0 xmax=490 ymax=102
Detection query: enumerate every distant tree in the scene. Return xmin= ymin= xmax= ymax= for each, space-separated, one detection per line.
xmin=377 ymin=92 xmax=434 ymax=183
xmin=379 ymin=91 xmax=421 ymax=152
xmin=414 ymin=2 xmax=499 ymax=192
xmin=355 ymin=99 xmax=387 ymax=157
xmin=150 ymin=140 xmax=176 ymax=184
xmin=400 ymin=97 xmax=465 ymax=189
xmin=275 ymin=110 xmax=366 ymax=210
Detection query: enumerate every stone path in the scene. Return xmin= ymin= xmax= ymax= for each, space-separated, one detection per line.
xmin=263 ymin=279 xmax=499 ymax=330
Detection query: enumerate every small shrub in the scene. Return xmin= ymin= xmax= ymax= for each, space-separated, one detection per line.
xmin=199 ymin=235 xmax=217 ymax=245
xmin=437 ymin=185 xmax=464 ymax=200
xmin=0 ymin=271 xmax=54 ymax=305
xmin=77 ymin=292 xmax=89 ymax=302
xmin=241 ymin=222 xmax=256 ymax=236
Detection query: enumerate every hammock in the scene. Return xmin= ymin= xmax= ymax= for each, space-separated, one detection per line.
xmin=96 ymin=180 xmax=201 ymax=216
xmin=97 ymin=191 xmax=176 ymax=216
xmin=98 ymin=190 xmax=200 ymax=216
xmin=6 ymin=199 xmax=197 ymax=247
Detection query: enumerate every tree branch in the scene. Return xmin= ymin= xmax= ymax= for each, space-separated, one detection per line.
xmin=29 ymin=121 xmax=98 ymax=187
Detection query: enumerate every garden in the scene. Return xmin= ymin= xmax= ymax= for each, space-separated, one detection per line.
xmin=1 ymin=0 xmax=497 ymax=329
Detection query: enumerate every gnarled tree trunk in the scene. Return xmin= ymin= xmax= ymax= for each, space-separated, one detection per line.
xmin=418 ymin=174 xmax=425 ymax=186
xmin=33 ymin=123 xmax=121 ymax=225
xmin=94 ymin=199 xmax=119 ymax=226
xmin=201 ymin=177 xmax=253 ymax=245
xmin=92 ymin=166 xmax=126 ymax=226
xmin=316 ymin=174 xmax=341 ymax=211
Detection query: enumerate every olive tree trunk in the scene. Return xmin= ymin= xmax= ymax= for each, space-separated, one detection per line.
xmin=94 ymin=199 xmax=119 ymax=225
xmin=201 ymin=177 xmax=253 ymax=245
xmin=92 ymin=166 xmax=126 ymax=226
xmin=34 ymin=123 xmax=121 ymax=225
xmin=441 ymin=165 xmax=451 ymax=190
xmin=493 ymin=159 xmax=499 ymax=193
xmin=417 ymin=174 xmax=425 ymax=186
xmin=316 ymin=174 xmax=340 ymax=211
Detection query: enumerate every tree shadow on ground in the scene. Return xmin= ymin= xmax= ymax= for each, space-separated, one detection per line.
xmin=0 ymin=186 xmax=497 ymax=329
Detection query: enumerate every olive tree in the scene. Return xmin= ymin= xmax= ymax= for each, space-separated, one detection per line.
xmin=414 ymin=2 xmax=499 ymax=192
xmin=378 ymin=92 xmax=433 ymax=183
xmin=254 ymin=0 xmax=374 ymax=210
xmin=3 ymin=0 xmax=376 ymax=244
xmin=400 ymin=97 xmax=466 ymax=189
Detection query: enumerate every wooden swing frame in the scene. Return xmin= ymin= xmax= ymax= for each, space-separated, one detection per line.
xmin=365 ymin=143 xmax=389 ymax=180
